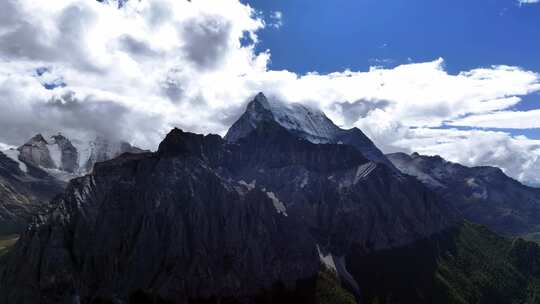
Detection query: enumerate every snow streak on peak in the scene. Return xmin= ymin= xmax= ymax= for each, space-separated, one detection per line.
xmin=226 ymin=93 xmax=339 ymax=143
xmin=259 ymin=95 xmax=340 ymax=143
xmin=225 ymin=93 xmax=397 ymax=169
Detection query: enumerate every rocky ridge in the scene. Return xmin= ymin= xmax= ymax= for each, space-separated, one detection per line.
xmin=0 ymin=151 xmax=64 ymax=235
xmin=388 ymin=152 xmax=540 ymax=236
xmin=0 ymin=134 xmax=145 ymax=236
xmin=7 ymin=133 xmax=146 ymax=181
xmin=0 ymin=93 xmax=457 ymax=303
xmin=225 ymin=93 xmax=396 ymax=169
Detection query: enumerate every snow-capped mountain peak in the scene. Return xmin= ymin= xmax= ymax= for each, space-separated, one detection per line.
xmin=2 ymin=133 xmax=146 ymax=181
xmin=226 ymin=92 xmax=340 ymax=143
xmin=226 ymin=92 xmax=396 ymax=169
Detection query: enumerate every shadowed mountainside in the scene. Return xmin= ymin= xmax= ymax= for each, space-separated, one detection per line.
xmin=388 ymin=152 xmax=540 ymax=238
xmin=2 ymin=94 xmax=540 ymax=304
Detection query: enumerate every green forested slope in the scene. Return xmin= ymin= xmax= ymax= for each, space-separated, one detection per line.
xmin=349 ymin=222 xmax=540 ymax=304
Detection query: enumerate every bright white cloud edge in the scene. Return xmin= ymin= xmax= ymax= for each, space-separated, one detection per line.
xmin=518 ymin=0 xmax=540 ymax=4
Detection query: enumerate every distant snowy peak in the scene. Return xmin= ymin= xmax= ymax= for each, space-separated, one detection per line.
xmin=80 ymin=137 xmax=145 ymax=172
xmin=226 ymin=93 xmax=396 ymax=169
xmin=387 ymin=151 xmax=540 ymax=236
xmin=17 ymin=134 xmax=56 ymax=170
xmin=3 ymin=134 xmax=146 ymax=181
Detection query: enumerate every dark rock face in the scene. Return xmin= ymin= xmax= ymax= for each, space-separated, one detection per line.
xmin=0 ymin=133 xmax=318 ymax=304
xmin=51 ymin=134 xmax=78 ymax=173
xmin=225 ymin=93 xmax=396 ymax=169
xmin=0 ymin=133 xmax=147 ymax=237
xmin=12 ymin=133 xmax=147 ymax=177
xmin=0 ymin=152 xmax=65 ymax=235
xmin=0 ymin=94 xmax=457 ymax=303
xmin=17 ymin=134 xmax=55 ymax=169
xmin=222 ymin=122 xmax=456 ymax=253
xmin=388 ymin=152 xmax=540 ymax=236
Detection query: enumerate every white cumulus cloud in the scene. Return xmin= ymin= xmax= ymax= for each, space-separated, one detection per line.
xmin=1 ymin=0 xmax=540 ymax=185
xmin=449 ymin=109 xmax=540 ymax=129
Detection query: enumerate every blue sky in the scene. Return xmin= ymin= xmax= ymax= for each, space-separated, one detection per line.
xmin=246 ymin=0 xmax=540 ymax=136
xmin=246 ymin=0 xmax=540 ymax=74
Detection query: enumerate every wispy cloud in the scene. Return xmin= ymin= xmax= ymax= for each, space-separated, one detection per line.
xmin=449 ymin=108 xmax=540 ymax=129
xmin=268 ymin=11 xmax=283 ymax=28
xmin=518 ymin=0 xmax=540 ymax=5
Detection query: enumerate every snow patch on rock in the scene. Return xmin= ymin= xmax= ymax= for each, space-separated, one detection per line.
xmin=3 ymin=149 xmax=27 ymax=173
xmin=264 ymin=98 xmax=340 ymax=143
xmin=42 ymin=168 xmax=77 ymax=182
xmin=316 ymin=244 xmax=337 ymax=273
xmin=238 ymin=180 xmax=256 ymax=190
xmin=266 ymin=191 xmax=287 ymax=216
xmin=354 ymin=162 xmax=377 ymax=184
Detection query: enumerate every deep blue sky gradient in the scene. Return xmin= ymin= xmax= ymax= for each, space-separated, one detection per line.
xmin=243 ymin=0 xmax=540 ymax=137
xmin=245 ymin=0 xmax=540 ymax=74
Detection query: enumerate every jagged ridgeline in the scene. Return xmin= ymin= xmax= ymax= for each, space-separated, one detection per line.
xmin=388 ymin=152 xmax=540 ymax=239
xmin=0 ymin=134 xmax=146 ymax=236
xmin=0 ymin=149 xmax=64 ymax=235
xmin=2 ymin=93 xmax=540 ymax=304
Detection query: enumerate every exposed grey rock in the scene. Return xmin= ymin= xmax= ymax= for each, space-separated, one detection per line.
xmin=225 ymin=93 xmax=396 ymax=170
xmin=221 ymin=122 xmax=456 ymax=253
xmin=0 ymin=130 xmax=319 ymax=303
xmin=0 ymin=95 xmax=458 ymax=303
xmin=0 ymin=133 xmax=146 ymax=236
xmin=17 ymin=134 xmax=55 ymax=169
xmin=51 ymin=134 xmax=78 ymax=173
xmin=0 ymin=151 xmax=65 ymax=235
xmin=82 ymin=136 xmax=147 ymax=173
xmin=388 ymin=152 xmax=540 ymax=236
xmin=10 ymin=133 xmax=147 ymax=179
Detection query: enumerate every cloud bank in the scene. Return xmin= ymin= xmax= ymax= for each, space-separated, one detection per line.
xmin=1 ymin=0 xmax=540 ymax=185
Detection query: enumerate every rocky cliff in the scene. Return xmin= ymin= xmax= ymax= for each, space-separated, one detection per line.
xmin=0 ymin=130 xmax=319 ymax=303
xmin=9 ymin=133 xmax=146 ymax=180
xmin=17 ymin=134 xmax=56 ymax=170
xmin=225 ymin=93 xmax=396 ymax=169
xmin=0 ymin=94 xmax=457 ymax=303
xmin=388 ymin=152 xmax=540 ymax=237
xmin=0 ymin=151 xmax=64 ymax=235
xmin=0 ymin=134 xmax=145 ymax=236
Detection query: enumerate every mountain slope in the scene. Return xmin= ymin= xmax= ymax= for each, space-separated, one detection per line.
xmin=352 ymin=221 xmax=540 ymax=304
xmin=4 ymin=93 xmax=539 ymax=304
xmin=388 ymin=152 xmax=540 ymax=237
xmin=222 ymin=121 xmax=455 ymax=252
xmin=10 ymin=133 xmax=146 ymax=180
xmin=0 ymin=130 xmax=320 ymax=304
xmin=0 ymin=134 xmax=145 ymax=237
xmin=0 ymin=151 xmax=65 ymax=235
xmin=0 ymin=121 xmax=455 ymax=303
xmin=225 ymin=93 xmax=395 ymax=169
